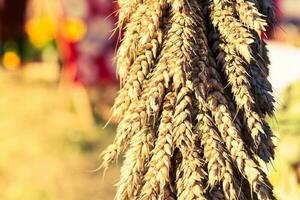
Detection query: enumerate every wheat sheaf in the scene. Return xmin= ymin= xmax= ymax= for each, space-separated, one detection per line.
xmin=102 ymin=0 xmax=276 ymax=199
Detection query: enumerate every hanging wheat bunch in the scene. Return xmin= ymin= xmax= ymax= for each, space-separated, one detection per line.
xmin=101 ymin=0 xmax=276 ymax=199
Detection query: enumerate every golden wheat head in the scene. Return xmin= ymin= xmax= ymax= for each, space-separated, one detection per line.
xmin=101 ymin=0 xmax=277 ymax=199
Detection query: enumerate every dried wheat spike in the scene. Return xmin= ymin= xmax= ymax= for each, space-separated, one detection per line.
xmin=250 ymin=39 xmax=274 ymax=111
xmin=102 ymin=0 xmax=277 ymax=199
xmin=196 ymin=9 xmax=274 ymax=198
xmin=139 ymin=92 xmax=176 ymax=200
xmin=194 ymin=16 xmax=252 ymax=200
xmin=235 ymin=0 xmax=267 ymax=36
xmin=191 ymin=9 xmax=244 ymax=200
xmin=167 ymin=1 xmax=207 ymax=199
xmin=219 ymin=42 xmax=273 ymax=159
xmin=116 ymin=3 xmax=145 ymax=87
xmin=101 ymin=6 xmax=173 ymax=169
xmin=205 ymin=65 xmax=275 ymax=200
xmin=113 ymin=1 xmax=165 ymax=120
xmin=206 ymin=5 xmax=275 ymax=163
xmin=115 ymin=126 xmax=155 ymax=200
xmin=198 ymin=111 xmax=243 ymax=199
xmin=197 ymin=110 xmax=243 ymax=200
xmin=100 ymin=103 xmax=140 ymax=170
xmin=172 ymin=81 xmax=206 ymax=200
xmin=210 ymin=0 xmax=254 ymax=62
xmin=117 ymin=0 xmax=141 ymax=29
xmin=173 ymin=37 xmax=206 ymax=200
xmin=248 ymin=60 xmax=275 ymax=116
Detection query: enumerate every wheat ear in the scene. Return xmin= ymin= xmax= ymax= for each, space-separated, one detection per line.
xmin=102 ymin=0 xmax=277 ymax=199
xmin=139 ymin=92 xmax=176 ymax=199
xmin=113 ymin=1 xmax=165 ymax=120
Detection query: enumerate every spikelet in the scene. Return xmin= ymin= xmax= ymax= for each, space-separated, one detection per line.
xmin=102 ymin=0 xmax=277 ymax=199
xmin=117 ymin=0 xmax=141 ymax=29
xmin=235 ymin=0 xmax=267 ymax=36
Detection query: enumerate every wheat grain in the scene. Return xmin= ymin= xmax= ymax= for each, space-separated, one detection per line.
xmin=206 ymin=14 xmax=275 ymax=163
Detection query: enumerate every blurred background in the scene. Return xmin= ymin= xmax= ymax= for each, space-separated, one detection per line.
xmin=0 ymin=0 xmax=299 ymax=199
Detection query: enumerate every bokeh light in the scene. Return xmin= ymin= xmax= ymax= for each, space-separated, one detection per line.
xmin=2 ymin=51 xmax=21 ymax=70
xmin=25 ymin=15 xmax=56 ymax=48
xmin=61 ymin=17 xmax=87 ymax=43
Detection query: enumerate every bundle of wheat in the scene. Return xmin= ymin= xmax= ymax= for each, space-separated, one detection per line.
xmin=101 ymin=0 xmax=276 ymax=199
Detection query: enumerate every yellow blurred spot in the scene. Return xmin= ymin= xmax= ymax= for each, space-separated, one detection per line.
xmin=61 ymin=17 xmax=87 ymax=42
xmin=2 ymin=52 xmax=21 ymax=70
xmin=26 ymin=16 xmax=56 ymax=48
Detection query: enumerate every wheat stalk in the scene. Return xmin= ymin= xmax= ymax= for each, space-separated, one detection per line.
xmin=101 ymin=0 xmax=277 ymax=199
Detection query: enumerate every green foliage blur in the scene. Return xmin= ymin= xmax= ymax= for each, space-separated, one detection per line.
xmin=269 ymin=80 xmax=300 ymax=200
